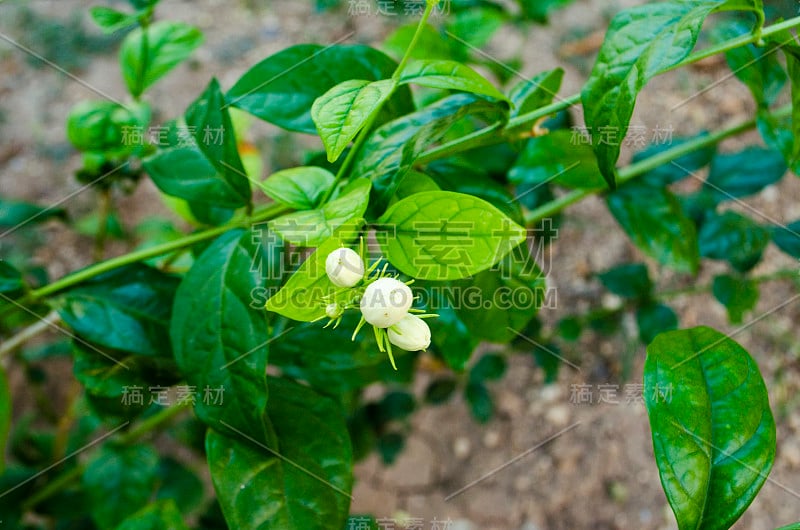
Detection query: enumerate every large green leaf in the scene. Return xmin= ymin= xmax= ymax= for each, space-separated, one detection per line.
xmin=581 ymin=0 xmax=756 ymax=187
xmin=115 ymin=500 xmax=189 ymax=530
xmin=353 ymin=93 xmax=506 ymax=215
xmin=120 ymin=21 xmax=203 ymax=98
xmin=89 ymin=6 xmax=139 ymax=34
xmin=170 ymin=230 xmax=270 ymax=436
xmin=398 ymin=59 xmax=506 ymax=101
xmin=644 ymin=326 xmax=775 ymax=530
xmin=509 ymin=130 xmax=606 ymax=191
xmin=53 ymin=264 xmax=179 ymax=357
xmin=227 ymin=44 xmax=413 ymax=134
xmin=268 ymin=179 xmax=370 ymax=246
xmin=606 ymin=182 xmax=699 ymax=274
xmin=312 ymin=79 xmax=396 ymax=162
xmin=83 ymin=444 xmax=160 ymax=528
xmin=206 ymin=377 xmax=353 ymax=530
xmin=266 ymin=219 xmax=363 ymax=322
xmin=377 ymin=191 xmax=526 ymax=280
xmin=704 ymin=147 xmax=786 ymax=202
xmin=257 ymin=166 xmax=335 ymax=210
xmin=698 ymin=211 xmax=770 ymax=273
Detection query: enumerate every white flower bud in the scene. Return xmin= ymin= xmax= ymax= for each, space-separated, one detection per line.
xmin=360 ymin=277 xmax=413 ymax=328
xmin=325 ymin=303 xmax=343 ymax=319
xmin=388 ymin=314 xmax=431 ymax=351
xmin=325 ymin=247 xmax=364 ymax=288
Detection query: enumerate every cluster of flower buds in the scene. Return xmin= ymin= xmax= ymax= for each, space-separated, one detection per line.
xmin=323 ymin=246 xmax=435 ymax=369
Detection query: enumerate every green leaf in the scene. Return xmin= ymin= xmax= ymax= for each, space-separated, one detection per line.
xmin=644 ymin=326 xmax=776 ymax=530
xmin=425 ymin=378 xmax=458 ymax=404
xmin=769 ymin=219 xmax=800 ymax=258
xmin=258 ymin=166 xmax=335 ymax=210
xmin=378 ymin=391 xmax=416 ymax=422
xmin=509 ymin=130 xmax=606 ymax=191
xmin=354 ymin=93 xmax=507 ymax=215
xmin=0 ymin=198 xmax=66 ymax=229
xmin=714 ymin=19 xmax=787 ymax=108
xmin=312 ymin=79 xmax=396 ymax=162
xmin=228 ymin=44 xmax=413 ymax=134
xmin=83 ymin=444 xmax=160 ymax=528
xmin=606 ymin=183 xmax=699 ymax=274
xmin=0 ymin=366 xmax=10 ymax=474
xmin=269 ymin=178 xmax=370 ymax=246
xmin=712 ymin=274 xmax=759 ymax=324
xmin=776 ymin=523 xmax=800 ymax=530
xmin=67 ymin=100 xmax=149 ymax=155
xmin=465 ymin=381 xmax=493 ymax=423
xmin=423 ymin=287 xmax=477 ymax=371
xmin=445 ymin=7 xmax=505 ymax=49
xmin=597 ymin=263 xmax=652 ymax=299
xmin=206 ymin=377 xmax=353 ymax=530
xmin=636 ymin=303 xmax=678 ymax=345
xmin=704 ymin=147 xmax=786 ymax=202
xmin=449 ymin=244 xmax=545 ymax=342
xmin=698 ymin=211 xmax=770 ymax=273
xmin=518 ymin=0 xmax=575 ymax=22
xmin=89 ymin=6 xmax=138 ymax=34
xmin=120 ymin=21 xmax=203 ymax=98
xmin=170 ymin=230 xmax=270 ymax=435
xmin=54 ymin=264 xmax=179 ymax=357
xmin=377 ymin=191 xmax=526 ymax=280
xmin=557 ymin=316 xmax=582 ymax=342
xmin=507 ymin=68 xmax=564 ymax=122
xmin=154 ymin=457 xmax=205 ymax=515
xmin=115 ymin=500 xmax=190 ymax=530
xmin=398 ymin=60 xmax=507 ymax=101
xmin=581 ymin=1 xmax=742 ymax=187
xmin=382 ymin=23 xmax=464 ymax=63
xmin=0 ymin=260 xmax=24 ymax=295
xmin=393 ymin=170 xmax=441 ymax=200
xmin=266 ymin=219 xmax=363 ymax=322
xmin=347 ymin=516 xmax=381 ymax=530
xmin=470 ymin=354 xmax=507 ymax=382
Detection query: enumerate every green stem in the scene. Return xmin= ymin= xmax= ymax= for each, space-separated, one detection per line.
xmin=28 ymin=203 xmax=288 ymax=300
xmin=21 ymin=401 xmax=190 ymax=512
xmin=392 ymin=1 xmax=437 ymax=79
xmin=92 ymin=188 xmax=112 ymax=262
xmin=523 ymin=105 xmax=791 ymax=224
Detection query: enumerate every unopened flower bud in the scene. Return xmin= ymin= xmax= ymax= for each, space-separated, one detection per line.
xmin=326 ymin=303 xmax=343 ymax=319
xmin=360 ymin=277 xmax=413 ymax=328
xmin=325 ymin=247 xmax=364 ymax=288
xmin=388 ymin=314 xmax=431 ymax=351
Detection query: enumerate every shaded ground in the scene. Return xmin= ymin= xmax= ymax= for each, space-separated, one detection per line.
xmin=1 ymin=0 xmax=800 ymax=529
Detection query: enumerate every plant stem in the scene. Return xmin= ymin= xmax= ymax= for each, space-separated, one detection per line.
xmin=522 ymin=105 xmax=791 ymax=224
xmin=21 ymin=401 xmax=190 ymax=512
xmin=0 ymin=310 xmax=60 ymax=359
xmin=393 ymin=1 xmax=436 ymax=78
xmin=28 ymin=203 xmax=288 ymax=300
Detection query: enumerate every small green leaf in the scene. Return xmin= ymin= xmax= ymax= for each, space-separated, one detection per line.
xmin=423 ymin=288 xmax=477 ymax=371
xmin=597 ymin=263 xmax=652 ymax=299
xmin=269 ymin=178 xmax=370 ymax=246
xmin=644 ymin=326 xmax=776 ymax=530
xmin=712 ymin=274 xmax=759 ymax=324
xmin=0 ymin=261 xmax=24 ymax=295
xmin=581 ymin=1 xmax=745 ymax=187
xmin=769 ymin=219 xmax=800 ymax=258
xmin=636 ymin=303 xmax=678 ymax=345
xmin=445 ymin=8 xmax=505 ymax=49
xmin=67 ymin=100 xmax=149 ymax=155
xmin=378 ymin=391 xmax=416 ymax=422
xmin=509 ymin=130 xmax=606 ymax=191
xmin=518 ymin=0 xmax=575 ymax=22
xmin=54 ymin=264 xmax=179 ymax=357
xmin=398 ymin=60 xmax=507 ymax=101
xmin=470 ymin=354 xmax=507 ymax=382
xmin=0 ymin=366 xmax=10 ymax=474
xmin=0 ymin=198 xmax=66 ymax=229
xmin=89 ymin=6 xmax=138 ymax=34
xmin=83 ymin=444 xmax=160 ymax=528
xmin=120 ymin=21 xmax=203 ymax=97
xmin=115 ymin=500 xmax=189 ymax=530
xmin=632 ymin=134 xmax=716 ymax=186
xmin=507 ymin=68 xmax=564 ymax=122
xmin=698 ymin=211 xmax=770 ymax=273
xmin=557 ymin=317 xmax=582 ymax=342
xmin=258 ymin=166 xmax=335 ymax=210
xmin=377 ymin=191 xmax=526 ymax=280
xmin=154 ymin=458 xmax=205 ymax=515
xmin=266 ymin=219 xmax=363 ymax=322
xmin=206 ymin=377 xmax=353 ymax=530
xmin=425 ymin=378 xmax=458 ymax=404
xmin=170 ymin=230 xmax=271 ymax=436
xmin=607 ymin=183 xmax=699 ymax=274
xmin=465 ymin=381 xmax=493 ymax=423
xmin=705 ymin=147 xmax=786 ymax=202
xmin=312 ymin=79 xmax=396 ymax=162
xmin=228 ymin=44 xmax=413 ymax=134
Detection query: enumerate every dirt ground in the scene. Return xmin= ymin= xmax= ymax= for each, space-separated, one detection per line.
xmin=2 ymin=0 xmax=800 ymax=529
